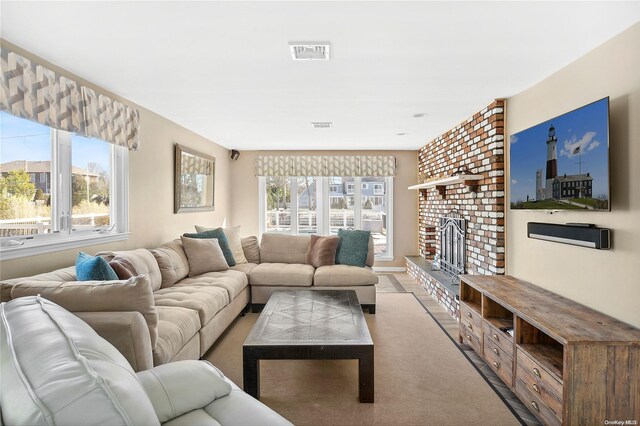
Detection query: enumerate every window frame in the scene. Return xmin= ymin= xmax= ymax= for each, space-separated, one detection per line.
xmin=258 ymin=176 xmax=393 ymax=260
xmin=0 ymin=125 xmax=129 ymax=260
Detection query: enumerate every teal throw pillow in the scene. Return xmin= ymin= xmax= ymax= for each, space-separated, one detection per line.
xmin=183 ymin=228 xmax=237 ymax=266
xmin=76 ymin=252 xmax=119 ymax=281
xmin=335 ymin=229 xmax=371 ymax=267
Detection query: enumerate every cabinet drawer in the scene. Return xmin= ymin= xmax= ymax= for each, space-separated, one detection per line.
xmin=482 ymin=320 xmax=514 ymax=356
xmin=460 ymin=323 xmax=482 ymax=354
xmin=484 ymin=338 xmax=513 ymax=386
xmin=461 ymin=318 xmax=481 ymax=341
xmin=460 ymin=302 xmax=482 ymax=329
xmin=515 ymin=378 xmax=562 ymax=426
xmin=516 ymin=349 xmax=563 ymax=417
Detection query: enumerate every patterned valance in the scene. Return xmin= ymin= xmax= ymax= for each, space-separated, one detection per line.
xmin=81 ymin=87 xmax=140 ymax=150
xmin=1 ymin=48 xmax=83 ymax=134
xmin=255 ymin=155 xmax=396 ymax=177
xmin=1 ymin=47 xmax=140 ymax=150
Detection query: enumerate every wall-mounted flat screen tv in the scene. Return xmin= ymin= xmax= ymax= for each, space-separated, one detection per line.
xmin=509 ymin=97 xmax=610 ymax=211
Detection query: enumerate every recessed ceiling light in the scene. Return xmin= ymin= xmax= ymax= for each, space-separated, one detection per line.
xmin=311 ymin=122 xmax=332 ymax=129
xmin=412 ymin=113 xmax=428 ymax=118
xmin=289 ymin=42 xmax=330 ymax=61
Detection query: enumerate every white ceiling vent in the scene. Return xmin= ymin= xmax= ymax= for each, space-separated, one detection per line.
xmin=311 ymin=122 xmax=332 ymax=129
xmin=289 ymin=42 xmax=330 ymax=61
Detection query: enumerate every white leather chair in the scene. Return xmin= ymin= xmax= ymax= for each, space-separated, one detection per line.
xmin=0 ymin=296 xmax=292 ymax=426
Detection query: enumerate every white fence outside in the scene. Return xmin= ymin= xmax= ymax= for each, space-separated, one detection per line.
xmin=0 ymin=213 xmax=109 ymax=237
xmin=266 ymin=210 xmax=385 ymax=233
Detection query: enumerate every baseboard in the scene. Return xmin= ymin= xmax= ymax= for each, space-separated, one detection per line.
xmin=373 ymin=266 xmax=406 ymax=272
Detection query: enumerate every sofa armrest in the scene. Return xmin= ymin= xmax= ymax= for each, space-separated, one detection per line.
xmin=10 ymin=275 xmax=159 ymax=350
xmin=74 ymin=311 xmax=153 ymax=372
xmin=136 ymin=360 xmax=232 ymax=423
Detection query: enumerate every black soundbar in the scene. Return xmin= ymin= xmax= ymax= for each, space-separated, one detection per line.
xmin=527 ymin=222 xmax=611 ymax=250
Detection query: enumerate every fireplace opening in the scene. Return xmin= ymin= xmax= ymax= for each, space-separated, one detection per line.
xmin=436 ymin=211 xmax=466 ymax=279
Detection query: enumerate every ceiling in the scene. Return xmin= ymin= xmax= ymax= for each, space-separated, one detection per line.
xmin=2 ymin=2 xmax=639 ymax=151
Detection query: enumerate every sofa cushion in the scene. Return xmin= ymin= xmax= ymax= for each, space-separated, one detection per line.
xmin=181 ymin=236 xmax=230 ymax=276
xmin=0 ymin=296 xmax=159 ymax=426
xmin=150 ymin=239 xmax=190 ymax=288
xmin=231 ymin=262 xmax=258 ymax=276
xmin=249 ymin=263 xmax=315 ymax=287
xmin=183 ymin=228 xmax=236 ymax=267
xmin=76 ymin=252 xmax=119 ymax=281
xmin=336 ymin=229 xmax=371 ymax=267
xmin=175 ymin=270 xmax=248 ymax=301
xmin=153 ymin=306 xmax=201 ymax=366
xmin=260 ymin=233 xmax=310 ymax=264
xmin=313 ymin=265 xmax=379 ymax=287
xmin=154 ymin=286 xmax=229 ymax=325
xmin=10 ymin=275 xmax=159 ymax=350
xmin=306 ymin=235 xmax=339 ymax=267
xmin=99 ymin=249 xmax=163 ymax=291
xmin=241 ymin=236 xmax=260 ymax=264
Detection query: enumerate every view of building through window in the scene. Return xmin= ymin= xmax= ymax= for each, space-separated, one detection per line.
xmin=71 ymin=135 xmax=111 ymax=229
xmin=263 ymin=175 xmax=391 ymax=257
xmin=0 ymin=112 xmax=113 ymax=237
xmin=297 ymin=176 xmax=318 ymax=234
xmin=0 ymin=113 xmax=53 ymax=236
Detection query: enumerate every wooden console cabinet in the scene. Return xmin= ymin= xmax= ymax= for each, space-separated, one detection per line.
xmin=459 ymin=275 xmax=640 ymax=426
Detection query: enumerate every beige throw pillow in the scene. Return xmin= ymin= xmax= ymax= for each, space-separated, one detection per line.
xmin=241 ymin=236 xmax=260 ymax=264
xmin=181 ymin=236 xmax=229 ymax=277
xmin=195 ymin=224 xmax=248 ymax=264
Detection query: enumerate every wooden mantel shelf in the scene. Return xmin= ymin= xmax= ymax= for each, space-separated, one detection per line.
xmin=408 ymin=174 xmax=483 ymax=196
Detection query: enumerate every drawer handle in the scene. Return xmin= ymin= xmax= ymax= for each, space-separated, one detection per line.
xmin=493 ymin=361 xmax=500 ymax=369
xmin=493 ymin=333 xmax=499 ymax=341
xmin=466 ymin=312 xmax=472 ymax=318
xmin=532 ymin=383 xmax=540 ymax=394
xmin=530 ymin=401 xmax=539 ymax=412
xmin=533 ymin=367 xmax=541 ymax=378
xmin=467 ymin=323 xmax=473 ymax=330
xmin=493 ymin=348 xmax=499 ymax=355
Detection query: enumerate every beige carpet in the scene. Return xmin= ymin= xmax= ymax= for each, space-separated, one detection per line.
xmin=204 ymin=293 xmax=519 ymax=426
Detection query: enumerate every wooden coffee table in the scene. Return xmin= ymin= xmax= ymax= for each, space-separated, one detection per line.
xmin=243 ymin=290 xmax=374 ymax=403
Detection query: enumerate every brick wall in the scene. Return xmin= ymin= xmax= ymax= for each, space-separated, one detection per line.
xmin=418 ymin=99 xmax=505 ymax=275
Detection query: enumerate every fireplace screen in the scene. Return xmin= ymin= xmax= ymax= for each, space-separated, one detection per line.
xmin=439 ymin=212 xmax=466 ymax=277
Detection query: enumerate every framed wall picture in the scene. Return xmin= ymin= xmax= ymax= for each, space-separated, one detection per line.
xmin=174 ymin=144 xmax=215 ymax=213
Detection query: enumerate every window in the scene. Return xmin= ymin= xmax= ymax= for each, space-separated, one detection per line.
xmin=296 ymin=177 xmax=319 ymax=234
xmin=346 ymin=183 xmax=355 ymax=194
xmin=264 ymin=176 xmax=292 ymax=233
xmin=0 ymin=112 xmax=128 ymax=259
xmin=259 ymin=175 xmax=393 ymax=260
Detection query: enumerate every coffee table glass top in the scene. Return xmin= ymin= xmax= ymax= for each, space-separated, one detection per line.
xmin=244 ymin=290 xmax=373 ymax=346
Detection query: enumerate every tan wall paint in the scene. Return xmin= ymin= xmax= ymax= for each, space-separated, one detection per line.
xmin=505 ymin=23 xmax=640 ymax=328
xmin=0 ymin=40 xmax=230 ymax=279
xmin=229 ymin=150 xmax=418 ymax=268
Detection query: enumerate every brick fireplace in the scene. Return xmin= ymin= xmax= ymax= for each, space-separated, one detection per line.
xmin=407 ymin=99 xmax=506 ymax=319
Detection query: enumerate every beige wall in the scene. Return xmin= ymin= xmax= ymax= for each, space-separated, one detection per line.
xmin=0 ymin=40 xmax=231 ymax=279
xmin=229 ymin=150 xmax=418 ymax=268
xmin=505 ymin=23 xmax=640 ymax=328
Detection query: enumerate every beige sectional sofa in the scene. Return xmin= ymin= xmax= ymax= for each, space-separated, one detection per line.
xmin=0 ymin=232 xmax=378 ymax=372
xmin=243 ymin=233 xmax=378 ymax=313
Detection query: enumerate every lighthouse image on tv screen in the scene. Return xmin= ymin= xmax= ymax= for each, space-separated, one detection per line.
xmin=509 ymin=98 xmax=609 ymax=211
